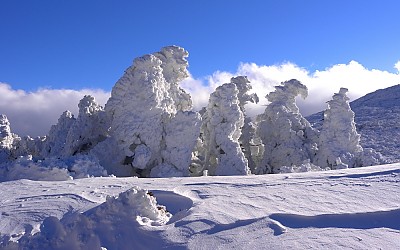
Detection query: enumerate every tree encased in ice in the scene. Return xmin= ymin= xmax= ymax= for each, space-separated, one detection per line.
xmin=256 ymin=79 xmax=319 ymax=174
xmin=105 ymin=46 xmax=200 ymax=177
xmin=201 ymin=79 xmax=251 ymax=176
xmin=315 ymin=88 xmax=363 ymax=169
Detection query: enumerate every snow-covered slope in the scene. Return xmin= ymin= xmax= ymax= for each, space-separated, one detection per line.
xmin=307 ymin=84 xmax=400 ymax=163
xmin=1 ymin=164 xmax=399 ymax=249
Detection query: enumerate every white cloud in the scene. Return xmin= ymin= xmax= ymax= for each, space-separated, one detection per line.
xmin=0 ymin=83 xmax=110 ymax=136
xmin=395 ymin=61 xmax=400 ymax=73
xmin=182 ymin=61 xmax=400 ymax=117
xmin=2 ymin=60 xmax=399 ymax=137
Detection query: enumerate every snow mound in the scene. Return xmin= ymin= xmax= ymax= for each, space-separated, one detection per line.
xmin=11 ymin=186 xmax=171 ymax=250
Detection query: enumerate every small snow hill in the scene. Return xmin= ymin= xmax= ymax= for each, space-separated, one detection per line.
xmin=307 ymin=84 xmax=400 ymax=163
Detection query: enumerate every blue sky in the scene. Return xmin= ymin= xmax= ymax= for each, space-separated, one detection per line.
xmin=1 ymin=0 xmax=400 ymax=136
xmin=1 ymin=0 xmax=399 ymax=91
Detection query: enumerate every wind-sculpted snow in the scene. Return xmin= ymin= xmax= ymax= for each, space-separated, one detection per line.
xmin=10 ymin=187 xmax=171 ymax=249
xmin=256 ymin=79 xmax=319 ymax=174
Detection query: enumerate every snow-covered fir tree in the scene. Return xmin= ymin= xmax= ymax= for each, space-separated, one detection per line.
xmin=255 ymin=79 xmax=319 ymax=174
xmin=314 ymin=88 xmax=363 ymax=169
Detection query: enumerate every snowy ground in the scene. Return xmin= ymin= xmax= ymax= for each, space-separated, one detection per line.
xmin=0 ymin=164 xmax=399 ymax=249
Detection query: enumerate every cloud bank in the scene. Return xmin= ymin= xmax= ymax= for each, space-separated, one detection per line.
xmin=182 ymin=60 xmax=400 ymax=117
xmin=1 ymin=60 xmax=399 ymax=137
xmin=0 ymin=83 xmax=110 ymax=136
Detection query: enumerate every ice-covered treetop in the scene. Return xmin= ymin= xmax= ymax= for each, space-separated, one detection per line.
xmin=106 ymin=45 xmax=192 ymax=117
xmin=154 ymin=45 xmax=189 ymax=84
xmin=266 ymin=79 xmax=308 ymax=113
xmin=231 ymin=76 xmax=259 ymax=110
xmin=0 ymin=114 xmax=11 ymax=138
xmin=78 ymin=95 xmax=103 ymax=116
xmin=324 ymin=87 xmax=354 ymax=119
xmin=330 ymin=87 xmax=350 ymax=103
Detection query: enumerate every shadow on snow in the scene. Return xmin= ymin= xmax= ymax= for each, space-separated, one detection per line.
xmin=270 ymin=209 xmax=400 ymax=230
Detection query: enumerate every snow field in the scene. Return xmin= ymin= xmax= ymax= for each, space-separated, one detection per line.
xmin=0 ymin=163 xmax=399 ymax=249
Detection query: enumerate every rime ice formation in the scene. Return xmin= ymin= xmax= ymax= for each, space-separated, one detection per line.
xmin=315 ymin=88 xmax=363 ymax=169
xmin=105 ymin=46 xmax=199 ymax=177
xmin=154 ymin=46 xmax=193 ymax=111
xmin=231 ymin=76 xmax=260 ymax=173
xmin=201 ymin=81 xmax=250 ymax=176
xmin=256 ymin=79 xmax=319 ymax=174
xmin=41 ymin=111 xmax=76 ymax=158
xmin=63 ymin=95 xmax=108 ymax=156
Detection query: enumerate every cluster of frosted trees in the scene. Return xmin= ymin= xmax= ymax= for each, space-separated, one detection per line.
xmin=0 ymin=46 xmax=385 ymax=178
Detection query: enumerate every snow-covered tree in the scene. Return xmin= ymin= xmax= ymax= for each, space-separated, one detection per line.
xmin=41 ymin=111 xmax=76 ymax=158
xmin=105 ymin=46 xmax=200 ymax=177
xmin=63 ymin=95 xmax=109 ymax=156
xmin=0 ymin=114 xmax=17 ymax=162
xmin=201 ymin=81 xmax=250 ymax=176
xmin=13 ymin=135 xmax=46 ymax=160
xmin=314 ymin=88 xmax=363 ymax=169
xmin=256 ymin=79 xmax=318 ymax=174
xmin=231 ymin=76 xmax=260 ymax=173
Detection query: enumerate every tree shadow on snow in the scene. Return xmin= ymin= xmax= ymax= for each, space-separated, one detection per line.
xmin=270 ymin=209 xmax=400 ymax=230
